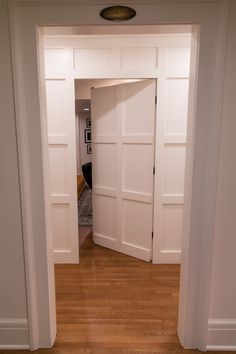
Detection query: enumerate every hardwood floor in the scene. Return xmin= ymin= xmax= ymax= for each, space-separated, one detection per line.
xmin=3 ymin=233 xmax=229 ymax=354
xmin=79 ymin=226 xmax=93 ymax=246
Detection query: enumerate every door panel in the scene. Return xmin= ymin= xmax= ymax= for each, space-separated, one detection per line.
xmin=93 ymin=194 xmax=117 ymax=240
xmin=92 ymin=80 xmax=156 ymax=261
xmin=123 ymin=144 xmax=154 ymax=195
xmin=122 ymin=200 xmax=153 ymax=249
xmin=93 ymin=143 xmax=117 ymax=189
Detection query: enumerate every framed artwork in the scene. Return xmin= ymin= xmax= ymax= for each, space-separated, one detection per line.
xmin=86 ymin=119 xmax=91 ymax=128
xmin=84 ymin=129 xmax=91 ymax=143
xmin=87 ymin=144 xmax=92 ymax=154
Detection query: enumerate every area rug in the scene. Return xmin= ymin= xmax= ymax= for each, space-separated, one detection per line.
xmin=78 ymin=185 xmax=93 ymax=226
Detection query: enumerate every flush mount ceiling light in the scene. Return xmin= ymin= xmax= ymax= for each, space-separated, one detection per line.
xmin=100 ymin=6 xmax=136 ymax=22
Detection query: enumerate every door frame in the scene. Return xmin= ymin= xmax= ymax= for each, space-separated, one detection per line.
xmin=8 ymin=0 xmax=229 ymax=350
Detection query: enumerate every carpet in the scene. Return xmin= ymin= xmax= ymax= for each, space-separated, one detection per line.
xmin=78 ymin=185 xmax=93 ymax=226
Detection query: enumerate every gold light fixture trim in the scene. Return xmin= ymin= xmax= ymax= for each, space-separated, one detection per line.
xmin=100 ymin=6 xmax=136 ymax=22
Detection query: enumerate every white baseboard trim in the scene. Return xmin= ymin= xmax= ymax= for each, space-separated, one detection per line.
xmin=0 ymin=345 xmax=30 ymax=350
xmin=207 ymin=319 xmax=236 ymax=351
xmin=0 ymin=318 xmax=29 ymax=349
xmin=207 ymin=346 xmax=236 ymax=351
xmin=53 ymin=249 xmax=79 ymax=263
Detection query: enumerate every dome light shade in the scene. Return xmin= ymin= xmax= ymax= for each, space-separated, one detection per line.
xmin=100 ymin=6 xmax=136 ymax=22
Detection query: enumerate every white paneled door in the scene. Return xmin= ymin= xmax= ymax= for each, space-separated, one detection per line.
xmin=91 ymin=80 xmax=156 ymax=261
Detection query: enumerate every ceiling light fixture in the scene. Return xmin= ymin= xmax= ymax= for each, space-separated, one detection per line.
xmin=100 ymin=6 xmax=136 ymax=22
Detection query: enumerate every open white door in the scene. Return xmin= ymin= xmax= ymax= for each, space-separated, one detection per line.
xmin=91 ymin=80 xmax=156 ymax=262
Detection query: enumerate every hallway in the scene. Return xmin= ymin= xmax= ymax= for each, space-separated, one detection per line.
xmin=52 ymin=234 xmax=223 ymax=353
xmin=55 ymin=232 xmax=180 ymax=352
xmin=3 ymin=232 xmax=230 ymax=353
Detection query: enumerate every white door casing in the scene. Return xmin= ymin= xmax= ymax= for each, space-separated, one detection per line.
xmin=92 ymin=80 xmax=156 ymax=261
xmin=44 ymin=47 xmax=79 ymax=263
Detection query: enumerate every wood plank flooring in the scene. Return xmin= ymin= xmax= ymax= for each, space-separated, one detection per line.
xmin=2 ymin=232 xmax=229 ymax=354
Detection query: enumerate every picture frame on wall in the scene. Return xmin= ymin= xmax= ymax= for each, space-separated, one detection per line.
xmin=87 ymin=144 xmax=92 ymax=154
xmin=84 ymin=129 xmax=91 ymax=143
xmin=86 ymin=119 xmax=91 ymax=128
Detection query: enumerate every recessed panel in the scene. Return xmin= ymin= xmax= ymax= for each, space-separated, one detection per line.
xmin=164 ymin=78 xmax=189 ymax=135
xmin=74 ymin=48 xmax=111 ymax=70
xmin=123 ymin=144 xmax=154 ymax=194
xmin=93 ymin=144 xmax=116 ymax=189
xmin=92 ymin=86 xmax=116 ymax=136
xmin=44 ymin=48 xmax=67 ymax=76
xmin=161 ymin=205 xmax=183 ymax=251
xmin=49 ymin=146 xmax=69 ymax=194
xmin=93 ymin=195 xmax=116 ymax=239
xmin=163 ymin=145 xmax=186 ymax=195
xmin=46 ymin=80 xmax=68 ymax=135
xmin=121 ymin=47 xmax=157 ymax=69
xmin=167 ymin=47 xmax=190 ymax=71
xmin=122 ymin=81 xmax=155 ymax=136
xmin=122 ymin=199 xmax=152 ymax=250
xmin=51 ymin=204 xmax=70 ymax=250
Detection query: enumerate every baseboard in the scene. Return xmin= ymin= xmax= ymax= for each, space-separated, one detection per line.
xmin=53 ymin=249 xmax=79 ymax=263
xmin=207 ymin=319 xmax=236 ymax=351
xmin=0 ymin=318 xmax=29 ymax=349
xmin=153 ymin=250 xmax=181 ymax=264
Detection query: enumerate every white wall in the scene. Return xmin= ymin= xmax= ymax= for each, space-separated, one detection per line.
xmin=207 ymin=0 xmax=236 ymax=349
xmin=44 ymin=47 xmax=79 ymax=264
xmin=0 ymin=0 xmax=29 ymax=348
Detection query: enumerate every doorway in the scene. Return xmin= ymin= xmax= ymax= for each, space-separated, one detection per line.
xmin=75 ymin=78 xmax=155 ymax=256
xmin=42 ymin=26 xmax=194 ymax=348
xmin=76 ymin=96 xmax=93 ymax=246
xmin=11 ymin=1 xmax=226 ymax=346
xmin=75 ymin=78 xmax=157 ymax=259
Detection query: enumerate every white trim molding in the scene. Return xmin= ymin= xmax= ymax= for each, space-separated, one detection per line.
xmin=0 ymin=319 xmax=29 ymax=350
xmin=207 ymin=319 xmax=236 ymax=351
xmin=8 ymin=0 xmax=40 ymax=350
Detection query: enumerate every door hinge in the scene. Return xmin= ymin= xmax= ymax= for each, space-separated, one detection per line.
xmin=153 ymin=166 xmax=155 ymax=175
xmin=155 ymin=95 xmax=157 ymax=105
